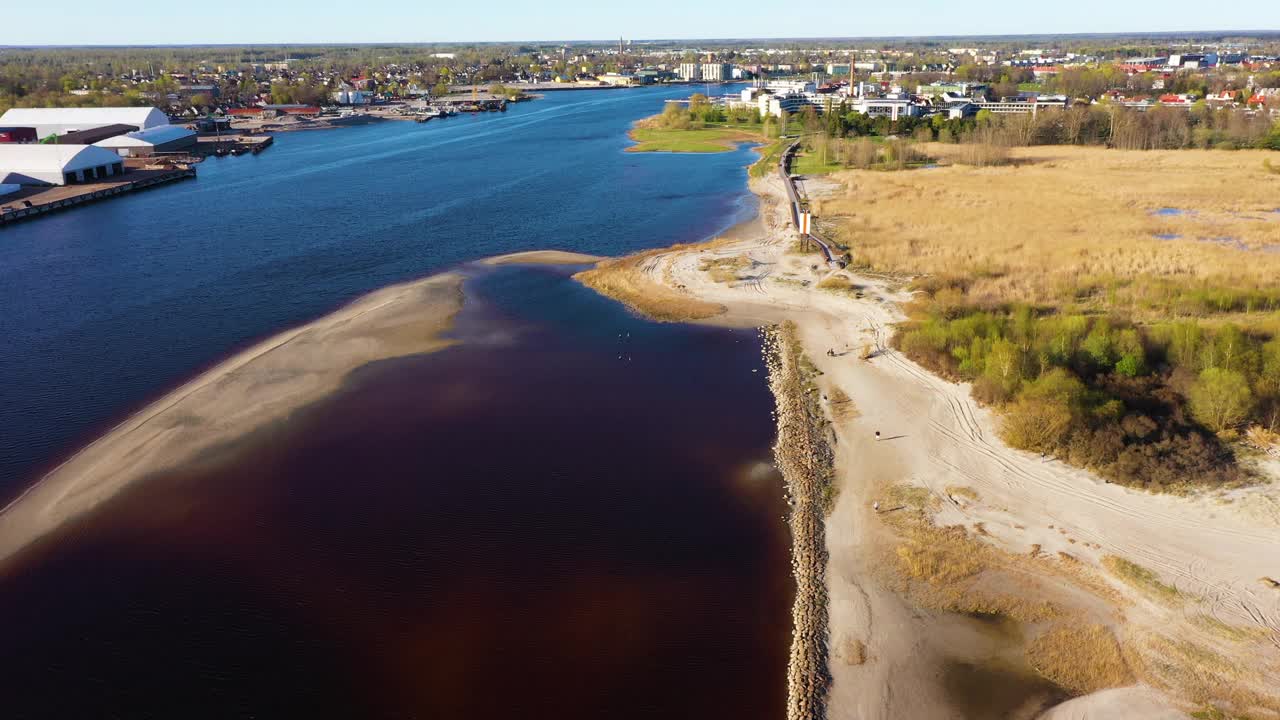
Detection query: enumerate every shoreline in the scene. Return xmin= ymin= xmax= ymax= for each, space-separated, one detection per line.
xmin=0 ymin=249 xmax=619 ymax=569
xmin=765 ymin=323 xmax=834 ymax=720
xmin=574 ymin=154 xmax=1280 ymax=716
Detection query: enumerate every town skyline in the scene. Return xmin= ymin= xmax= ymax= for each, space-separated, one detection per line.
xmin=6 ymin=0 xmax=1280 ymax=47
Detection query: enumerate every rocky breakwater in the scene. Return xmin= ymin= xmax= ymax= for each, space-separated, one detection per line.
xmin=763 ymin=322 xmax=834 ymax=720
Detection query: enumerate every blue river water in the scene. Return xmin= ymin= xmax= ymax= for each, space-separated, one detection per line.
xmin=0 ymin=84 xmax=756 ymax=498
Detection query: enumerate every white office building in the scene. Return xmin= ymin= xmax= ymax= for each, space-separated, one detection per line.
xmin=700 ymin=63 xmax=731 ymax=82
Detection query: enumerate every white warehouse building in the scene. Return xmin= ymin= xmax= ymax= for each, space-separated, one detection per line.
xmin=95 ymin=125 xmax=197 ymax=157
xmin=0 ymin=107 xmax=169 ymax=139
xmin=0 ymin=145 xmax=126 ymax=186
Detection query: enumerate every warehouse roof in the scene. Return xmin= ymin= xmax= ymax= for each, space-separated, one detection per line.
xmin=0 ymin=107 xmax=168 ymax=131
xmin=0 ymin=144 xmax=123 ymax=173
xmin=58 ymin=124 xmax=139 ymax=145
xmin=95 ymin=124 xmax=196 ymax=148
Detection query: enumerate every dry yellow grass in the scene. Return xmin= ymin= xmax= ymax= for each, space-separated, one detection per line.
xmin=698 ymin=254 xmax=750 ymax=283
xmin=1027 ymin=624 xmax=1134 ymax=695
xmin=837 ymin=636 xmax=867 ymax=665
xmin=1102 ymin=555 xmax=1184 ymax=605
xmin=879 ymin=484 xmax=1061 ymax=622
xmin=1190 ymin=614 xmax=1266 ymax=643
xmin=827 ymin=386 xmax=859 ymax=421
xmin=816 ymin=146 xmax=1280 ymax=316
xmin=815 ymin=272 xmax=860 ymax=295
xmin=1127 ymin=631 xmax=1280 ymax=716
xmin=574 ymin=247 xmax=725 ymax=322
xmin=945 ymin=485 xmax=981 ymax=502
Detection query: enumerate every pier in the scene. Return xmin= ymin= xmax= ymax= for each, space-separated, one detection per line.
xmin=780 ymin=141 xmax=840 ymax=266
xmin=0 ymin=167 xmax=196 ymax=227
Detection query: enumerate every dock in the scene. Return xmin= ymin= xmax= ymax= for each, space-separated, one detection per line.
xmin=0 ymin=167 xmax=196 ymax=227
xmin=195 ymin=133 xmax=273 ymax=156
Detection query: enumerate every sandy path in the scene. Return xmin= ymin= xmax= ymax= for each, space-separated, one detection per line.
xmin=603 ymin=172 xmax=1280 ymax=717
xmin=0 ymin=272 xmax=464 ymax=569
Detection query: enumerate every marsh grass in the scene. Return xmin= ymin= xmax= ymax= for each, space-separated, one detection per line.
xmin=1102 ymin=555 xmax=1184 ymax=605
xmin=878 ymin=483 xmax=1062 ymax=623
xmin=817 ymin=146 xmax=1280 ymax=317
xmin=1026 ymin=624 xmax=1134 ymax=695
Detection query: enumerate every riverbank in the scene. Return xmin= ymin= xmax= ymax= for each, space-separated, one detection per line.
xmin=765 ymin=322 xmax=834 ymax=720
xmin=573 ymin=164 xmax=1280 ymax=717
xmin=0 ymin=270 xmax=464 ymax=568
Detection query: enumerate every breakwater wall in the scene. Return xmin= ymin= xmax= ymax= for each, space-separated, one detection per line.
xmin=763 ymin=322 xmax=833 ymax=720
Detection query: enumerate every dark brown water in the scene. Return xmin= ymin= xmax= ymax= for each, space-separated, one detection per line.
xmin=0 ymin=264 xmax=790 ymax=720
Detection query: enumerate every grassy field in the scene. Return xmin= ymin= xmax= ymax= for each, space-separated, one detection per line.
xmin=792 ymin=149 xmax=844 ymax=176
xmin=749 ymin=137 xmax=790 ymax=178
xmin=831 ymin=146 xmax=1280 ymax=491
xmin=627 ymin=126 xmax=764 ymax=153
xmin=817 ymin=145 xmax=1280 ymax=314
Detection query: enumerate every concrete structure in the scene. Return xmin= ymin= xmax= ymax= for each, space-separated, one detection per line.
xmin=0 ymin=145 xmax=125 ymax=186
xmin=95 ymin=125 xmax=197 ymax=157
xmin=597 ymin=73 xmax=636 ymax=86
xmin=0 ymin=107 xmax=168 ymax=139
xmin=826 ymin=63 xmax=852 ymax=76
xmin=678 ymin=63 xmax=701 ymax=81
xmin=972 ymin=96 xmax=1070 ymax=114
xmin=700 ymin=63 xmax=731 ymax=82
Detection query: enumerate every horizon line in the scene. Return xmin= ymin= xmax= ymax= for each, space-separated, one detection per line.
xmin=4 ymin=29 xmax=1280 ymax=50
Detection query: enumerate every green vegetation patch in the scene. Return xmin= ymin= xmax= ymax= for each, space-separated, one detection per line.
xmin=892 ymin=276 xmax=1280 ymax=491
xmin=627 ymin=126 xmax=754 ymax=153
xmin=793 ymin=149 xmax=844 ymax=176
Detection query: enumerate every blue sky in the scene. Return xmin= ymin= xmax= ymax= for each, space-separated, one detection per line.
xmin=3 ymin=0 xmax=1278 ymax=46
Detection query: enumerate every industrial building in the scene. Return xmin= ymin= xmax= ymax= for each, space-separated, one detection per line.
xmin=57 ymin=124 xmax=139 ymax=145
xmin=0 ymin=107 xmax=169 ymax=139
xmin=95 ymin=125 xmax=197 ymax=157
xmin=0 ymin=145 xmax=126 ymax=186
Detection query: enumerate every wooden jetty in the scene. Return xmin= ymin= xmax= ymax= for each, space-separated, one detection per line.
xmin=0 ymin=167 xmax=196 ymax=227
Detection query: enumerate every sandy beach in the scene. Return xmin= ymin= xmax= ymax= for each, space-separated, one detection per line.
xmin=0 ymin=272 xmax=465 ymax=568
xmin=577 ymin=171 xmax=1280 ymax=718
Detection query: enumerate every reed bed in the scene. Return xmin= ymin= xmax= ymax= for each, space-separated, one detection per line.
xmin=817 ymin=146 xmax=1280 ymax=318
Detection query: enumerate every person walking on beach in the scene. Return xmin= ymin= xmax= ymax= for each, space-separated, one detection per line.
xmin=874 ymin=431 xmax=881 ymax=441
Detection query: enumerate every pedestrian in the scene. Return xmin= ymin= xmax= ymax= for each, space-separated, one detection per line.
xmin=874 ymin=431 xmax=881 ymax=441
xmin=873 ymin=501 xmax=880 ymax=512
